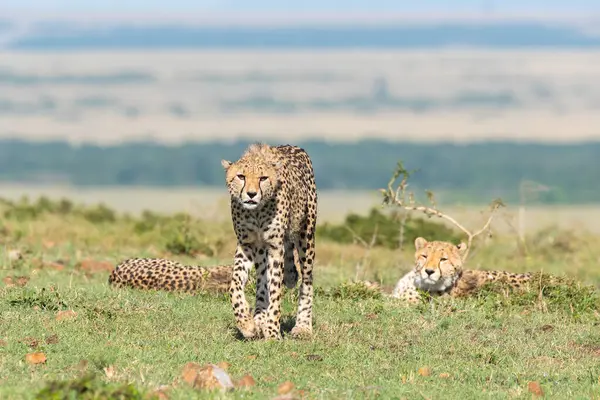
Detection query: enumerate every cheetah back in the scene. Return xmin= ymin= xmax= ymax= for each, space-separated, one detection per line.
xmin=452 ymin=269 xmax=533 ymax=297
xmin=273 ymin=144 xmax=318 ymax=234
xmin=108 ymin=258 xmax=232 ymax=293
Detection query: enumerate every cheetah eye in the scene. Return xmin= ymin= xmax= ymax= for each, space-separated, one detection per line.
xmin=420 ymin=255 xmax=427 ymax=259
xmin=440 ymin=257 xmax=448 ymax=262
xmin=236 ymin=174 xmax=245 ymax=180
xmin=259 ymin=176 xmax=268 ymax=182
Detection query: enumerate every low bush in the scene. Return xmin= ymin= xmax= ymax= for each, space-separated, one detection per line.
xmin=317 ymin=207 xmax=462 ymax=249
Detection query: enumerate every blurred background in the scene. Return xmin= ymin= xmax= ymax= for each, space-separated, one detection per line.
xmin=1 ymin=0 xmax=599 ymax=232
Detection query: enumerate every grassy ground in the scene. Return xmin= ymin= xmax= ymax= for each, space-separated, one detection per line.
xmin=1 ymin=199 xmax=600 ymax=399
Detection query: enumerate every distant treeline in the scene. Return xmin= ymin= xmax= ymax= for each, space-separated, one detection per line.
xmin=0 ymin=139 xmax=599 ymax=204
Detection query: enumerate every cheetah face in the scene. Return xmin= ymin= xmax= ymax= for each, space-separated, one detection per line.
xmin=221 ymin=158 xmax=280 ymax=210
xmin=412 ymin=237 xmax=466 ymax=293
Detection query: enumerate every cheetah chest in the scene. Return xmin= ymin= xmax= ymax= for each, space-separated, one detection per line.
xmin=239 ymin=212 xmax=283 ymax=247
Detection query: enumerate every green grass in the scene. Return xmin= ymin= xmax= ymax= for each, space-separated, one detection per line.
xmin=1 ymin=201 xmax=600 ymax=399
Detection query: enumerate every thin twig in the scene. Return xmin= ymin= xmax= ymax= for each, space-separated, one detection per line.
xmin=398 ymin=210 xmax=409 ymax=250
xmin=380 ymin=161 xmax=505 ymax=262
xmin=344 ymin=225 xmax=379 ymax=281
xmin=344 ymin=225 xmax=369 ymax=248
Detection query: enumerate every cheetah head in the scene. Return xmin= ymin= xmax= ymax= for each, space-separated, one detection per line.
xmin=413 ymin=237 xmax=467 ymax=293
xmin=221 ymin=145 xmax=281 ymax=211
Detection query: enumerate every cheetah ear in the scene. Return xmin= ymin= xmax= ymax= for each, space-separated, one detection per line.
xmin=456 ymin=242 xmax=468 ymax=254
xmin=221 ymin=160 xmax=232 ymax=170
xmin=414 ymin=237 xmax=428 ymax=251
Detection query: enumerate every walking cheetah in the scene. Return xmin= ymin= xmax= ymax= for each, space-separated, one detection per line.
xmin=109 ymin=258 xmax=232 ymax=293
xmin=392 ymin=237 xmax=540 ymax=303
xmin=221 ymin=143 xmax=317 ymax=340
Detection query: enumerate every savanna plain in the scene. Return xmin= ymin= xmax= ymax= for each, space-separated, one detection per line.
xmin=2 ymin=49 xmax=600 ymax=143
xmin=1 ymin=187 xmax=599 ymax=400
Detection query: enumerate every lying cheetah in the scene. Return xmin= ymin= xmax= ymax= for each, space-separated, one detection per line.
xmin=392 ymin=236 xmax=538 ymax=303
xmin=109 ymin=258 xmax=232 ymax=294
xmin=108 ymin=237 xmax=560 ymax=308
xmin=221 ymin=143 xmax=317 ymax=340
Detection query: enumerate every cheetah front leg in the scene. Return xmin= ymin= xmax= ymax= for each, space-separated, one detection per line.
xmin=290 ymin=221 xmax=315 ymax=339
xmin=262 ymin=245 xmax=285 ymax=340
xmin=391 ymin=270 xmax=417 ymax=298
xmin=253 ymin=246 xmax=269 ymax=337
xmin=399 ymin=288 xmax=423 ymax=304
xmin=283 ymin=236 xmax=298 ymax=289
xmin=230 ymin=244 xmax=259 ymax=339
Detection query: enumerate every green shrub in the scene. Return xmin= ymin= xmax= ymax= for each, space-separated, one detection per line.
xmin=162 ymin=213 xmax=216 ymax=257
xmin=132 ymin=210 xmax=167 ymax=234
xmin=7 ymin=287 xmax=68 ymax=311
xmin=0 ymin=195 xmax=110 ymax=222
xmin=2 ymin=196 xmax=40 ymax=220
xmin=321 ymin=281 xmax=383 ymax=301
xmin=81 ymin=203 xmax=117 ymax=224
xmin=317 ymin=207 xmax=461 ymax=249
xmin=36 ymin=374 xmax=148 ymax=400
xmin=473 ymin=272 xmax=600 ymax=317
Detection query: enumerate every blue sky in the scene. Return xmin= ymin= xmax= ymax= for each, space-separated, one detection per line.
xmin=3 ymin=0 xmax=600 ymax=14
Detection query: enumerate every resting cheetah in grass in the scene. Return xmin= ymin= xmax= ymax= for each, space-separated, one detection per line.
xmin=109 ymin=258 xmax=232 ymax=294
xmin=221 ymin=143 xmax=317 ymax=340
xmin=392 ymin=236 xmax=538 ymax=303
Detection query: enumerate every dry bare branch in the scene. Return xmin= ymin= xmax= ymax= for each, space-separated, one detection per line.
xmin=344 ymin=225 xmax=379 ymax=281
xmin=380 ymin=161 xmax=505 ymax=261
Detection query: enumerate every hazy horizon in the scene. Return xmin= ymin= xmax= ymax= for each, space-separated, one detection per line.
xmin=1 ymin=49 xmax=599 ymax=145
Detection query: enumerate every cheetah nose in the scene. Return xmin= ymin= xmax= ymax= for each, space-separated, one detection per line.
xmin=424 ymin=268 xmax=435 ymax=276
xmin=247 ymin=191 xmax=257 ymax=199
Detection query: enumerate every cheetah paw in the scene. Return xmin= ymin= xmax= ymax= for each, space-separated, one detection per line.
xmin=237 ymin=319 xmax=260 ymax=339
xmin=290 ymin=325 xmax=313 ymax=339
xmin=261 ymin=326 xmax=283 ymax=341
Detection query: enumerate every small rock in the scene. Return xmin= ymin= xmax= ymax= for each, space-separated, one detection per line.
xmin=42 ymin=240 xmax=56 ymax=249
xmin=181 ymin=362 xmax=234 ymax=391
xmin=216 ymin=361 xmax=230 ymax=370
xmin=103 ymin=365 xmax=117 ymax=379
xmin=3 ymin=276 xmax=30 ymax=287
xmin=8 ymin=249 xmax=23 ymax=261
xmin=20 ymin=337 xmax=39 ymax=348
xmin=25 ymin=352 xmax=47 ymax=365
xmin=56 ymin=310 xmax=77 ymax=321
xmin=236 ymin=374 xmax=256 ymax=390
xmin=45 ymin=334 xmax=59 ymax=345
xmin=45 ymin=261 xmax=66 ymax=271
xmin=277 ymin=381 xmax=295 ymax=395
xmin=305 ymin=354 xmax=323 ymax=362
xmin=15 ymin=276 xmax=30 ymax=286
xmin=153 ymin=386 xmax=170 ymax=400
xmin=527 ymin=381 xmax=544 ymax=397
